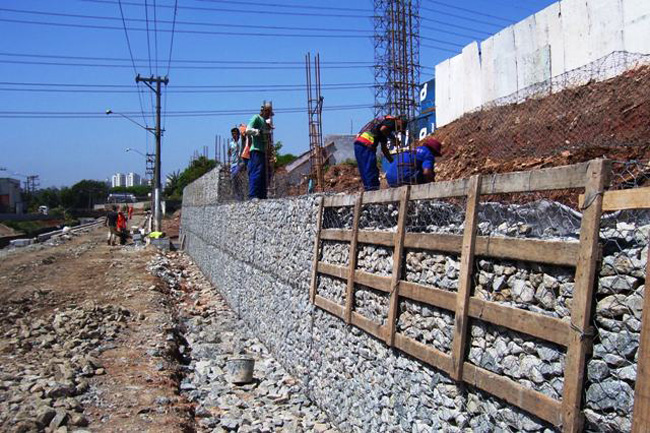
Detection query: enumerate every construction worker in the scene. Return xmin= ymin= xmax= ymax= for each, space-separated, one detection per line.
xmin=229 ymin=127 xmax=243 ymax=174
xmin=245 ymin=103 xmax=273 ymax=199
xmin=385 ymin=136 xmax=442 ymax=188
xmin=354 ymin=116 xmax=405 ymax=191
xmin=105 ymin=205 xmax=119 ymax=246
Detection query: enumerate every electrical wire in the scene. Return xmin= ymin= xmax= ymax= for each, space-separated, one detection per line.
xmin=153 ymin=0 xmax=159 ymax=76
xmin=193 ymin=0 xmax=370 ymax=13
xmin=117 ymin=0 xmax=149 ymax=128
xmin=422 ymin=5 xmax=503 ymax=29
xmin=0 ymin=59 xmax=396 ymax=70
xmin=144 ymin=0 xmax=153 ymax=75
xmin=0 ymin=86 xmax=373 ymax=94
xmin=0 ymin=80 xmax=376 ymax=88
xmin=0 ymin=104 xmax=374 ymax=118
xmin=0 ymin=18 xmax=370 ymax=39
xmin=0 ymin=7 xmax=373 ymax=34
xmin=423 ymin=0 xmax=513 ymax=23
xmin=165 ymin=0 xmax=178 ymax=76
xmin=420 ymin=16 xmax=493 ymax=37
xmin=0 ymin=51 xmax=387 ymax=66
xmin=84 ymin=0 xmax=372 ymax=19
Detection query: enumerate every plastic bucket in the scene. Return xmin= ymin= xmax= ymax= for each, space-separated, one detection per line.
xmin=226 ymin=357 xmax=255 ymax=384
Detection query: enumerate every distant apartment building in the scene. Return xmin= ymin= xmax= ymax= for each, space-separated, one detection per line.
xmin=111 ymin=173 xmax=126 ymax=188
xmin=126 ymin=172 xmax=141 ymax=187
xmin=0 ymin=178 xmax=23 ymax=214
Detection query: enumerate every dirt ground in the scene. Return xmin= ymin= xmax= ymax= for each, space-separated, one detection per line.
xmin=0 ymin=224 xmax=194 ymax=432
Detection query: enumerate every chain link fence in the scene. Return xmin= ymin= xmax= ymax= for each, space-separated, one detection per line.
xmin=264 ymin=51 xmax=650 ymax=198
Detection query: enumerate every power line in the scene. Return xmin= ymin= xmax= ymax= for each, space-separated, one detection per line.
xmin=117 ymin=0 xmax=149 ymax=128
xmin=421 ymin=5 xmax=503 ymax=28
xmin=0 ymin=104 xmax=374 ymax=118
xmin=153 ymin=0 xmax=159 ymax=76
xmin=420 ymin=44 xmax=459 ymax=54
xmin=420 ymin=24 xmax=485 ymax=41
xmin=165 ymin=0 xmax=178 ymax=76
xmin=0 ymin=7 xmax=373 ymax=34
xmin=84 ymin=0 xmax=373 ymax=19
xmin=0 ymin=86 xmax=373 ymax=94
xmin=0 ymin=51 xmax=370 ymax=65
xmin=193 ymin=0 xmax=370 ymax=13
xmin=0 ymin=80 xmax=376 ymax=88
xmin=0 ymin=18 xmax=370 ymax=39
xmin=0 ymin=59 xmax=385 ymax=70
xmin=422 ymin=1 xmax=513 ymax=24
xmin=420 ymin=36 xmax=464 ymax=48
xmin=144 ymin=0 xmax=153 ymax=75
xmin=0 ymin=51 xmax=394 ymax=66
xmin=421 ymin=16 xmax=493 ymax=37
xmin=0 ymin=104 xmax=372 ymax=114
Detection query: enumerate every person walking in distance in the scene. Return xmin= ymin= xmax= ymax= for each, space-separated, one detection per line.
xmin=353 ymin=116 xmax=405 ymax=191
xmin=117 ymin=207 xmax=128 ymax=245
xmin=105 ymin=205 xmax=119 ymax=246
xmin=245 ymin=103 xmax=274 ymax=199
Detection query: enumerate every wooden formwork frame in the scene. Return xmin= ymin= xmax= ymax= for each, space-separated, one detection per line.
xmin=311 ymin=160 xmax=650 ymax=431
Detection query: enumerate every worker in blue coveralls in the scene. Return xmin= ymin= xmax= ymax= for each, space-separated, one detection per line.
xmin=245 ymin=103 xmax=273 ymax=199
xmin=354 ymin=115 xmax=406 ymax=191
xmin=385 ymin=137 xmax=443 ymax=188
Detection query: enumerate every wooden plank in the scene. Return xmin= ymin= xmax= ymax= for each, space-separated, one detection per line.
xmin=314 ymin=294 xmax=345 ymax=319
xmin=394 ymin=333 xmax=453 ymax=374
xmin=323 ymin=194 xmax=357 ymax=207
xmin=398 ymin=281 xmax=457 ymax=312
xmin=351 ymin=312 xmax=386 ymax=341
xmin=562 ymin=159 xmax=611 ymax=433
xmin=463 ymin=362 xmax=563 ymax=427
xmin=357 ymin=230 xmax=395 ymax=247
xmin=450 ymin=174 xmax=482 ymax=381
xmin=317 ymin=262 xmax=349 ymax=280
xmin=403 ymin=233 xmax=580 ymax=266
xmin=409 ymin=177 xmax=469 ymax=200
xmin=403 ymin=232 xmax=463 ymax=253
xmin=354 ymin=270 xmax=391 ymax=293
xmin=386 ymin=186 xmax=410 ymax=346
xmin=474 ymin=236 xmax=580 ymax=267
xmin=309 ymin=197 xmax=324 ymax=303
xmin=631 ymin=245 xmax=650 ymax=433
xmin=468 ymin=298 xmax=571 ymax=346
xmin=579 ymin=186 xmax=650 ymax=212
xmin=320 ymin=229 xmax=353 ymax=242
xmin=345 ymin=195 xmax=362 ymax=324
xmin=480 ymin=161 xmax=590 ymax=194
xmin=362 ymin=187 xmax=404 ymax=204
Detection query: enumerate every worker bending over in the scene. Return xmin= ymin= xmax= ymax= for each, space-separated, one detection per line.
xmin=246 ymin=103 xmax=273 ymax=199
xmin=354 ymin=116 xmax=405 ymax=191
xmin=385 ymin=137 xmax=442 ymax=188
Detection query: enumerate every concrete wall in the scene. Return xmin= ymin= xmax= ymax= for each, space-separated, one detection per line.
xmin=181 ymin=168 xmax=647 ymax=432
xmin=434 ymin=0 xmax=650 ymax=127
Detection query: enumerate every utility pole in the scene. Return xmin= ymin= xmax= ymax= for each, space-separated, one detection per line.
xmin=136 ymin=74 xmax=169 ymax=232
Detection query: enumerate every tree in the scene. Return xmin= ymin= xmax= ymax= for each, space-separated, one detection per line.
xmin=164 ymin=170 xmax=181 ymax=197
xmin=65 ymin=180 xmax=109 ymax=209
xmin=274 ymin=141 xmax=297 ymax=168
xmin=110 ymin=185 xmax=150 ymax=197
xmin=170 ymin=156 xmax=216 ymax=198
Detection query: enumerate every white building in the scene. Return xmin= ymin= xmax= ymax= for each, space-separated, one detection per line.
xmin=111 ymin=173 xmax=126 ymax=188
xmin=126 ymin=172 xmax=141 ymax=187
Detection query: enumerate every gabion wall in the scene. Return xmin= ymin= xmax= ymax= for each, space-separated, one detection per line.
xmin=181 ymin=174 xmax=647 ymax=433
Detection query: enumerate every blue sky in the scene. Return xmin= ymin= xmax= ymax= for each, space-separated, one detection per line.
xmin=0 ymin=0 xmax=555 ymax=187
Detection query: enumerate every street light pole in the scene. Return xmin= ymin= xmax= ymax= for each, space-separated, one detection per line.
xmin=136 ymin=74 xmax=168 ymax=232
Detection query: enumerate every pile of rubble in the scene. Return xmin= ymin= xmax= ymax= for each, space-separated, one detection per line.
xmin=0 ymin=293 xmax=132 ymax=432
xmin=149 ymin=252 xmax=338 ymax=433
